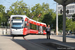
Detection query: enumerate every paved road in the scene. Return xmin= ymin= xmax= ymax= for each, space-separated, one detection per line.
xmin=24 ymin=35 xmax=75 ymax=49
xmin=0 ymin=35 xmax=56 ymax=50
xmin=0 ymin=34 xmax=75 ymax=50
xmin=0 ymin=35 xmax=25 ymax=50
xmin=25 ymin=35 xmax=75 ymax=42
xmin=12 ymin=38 xmax=56 ymax=50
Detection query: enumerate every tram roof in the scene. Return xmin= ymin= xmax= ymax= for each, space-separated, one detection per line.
xmin=28 ymin=18 xmax=46 ymax=26
xmin=28 ymin=18 xmax=46 ymax=24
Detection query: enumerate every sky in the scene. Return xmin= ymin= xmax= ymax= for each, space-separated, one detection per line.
xmin=0 ymin=0 xmax=56 ymax=12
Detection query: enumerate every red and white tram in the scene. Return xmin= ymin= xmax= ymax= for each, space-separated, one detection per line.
xmin=10 ymin=15 xmax=47 ymax=37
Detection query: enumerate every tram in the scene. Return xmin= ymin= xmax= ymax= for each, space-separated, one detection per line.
xmin=10 ymin=15 xmax=46 ymax=37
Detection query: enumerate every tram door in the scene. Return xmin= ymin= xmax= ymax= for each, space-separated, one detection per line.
xmin=39 ymin=26 xmax=43 ymax=34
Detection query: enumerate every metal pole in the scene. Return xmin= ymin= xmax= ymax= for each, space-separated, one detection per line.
xmin=63 ymin=5 xmax=66 ymax=42
xmin=56 ymin=3 xmax=58 ymax=35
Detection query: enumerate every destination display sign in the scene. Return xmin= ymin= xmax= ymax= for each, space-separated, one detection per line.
xmin=12 ymin=17 xmax=23 ymax=19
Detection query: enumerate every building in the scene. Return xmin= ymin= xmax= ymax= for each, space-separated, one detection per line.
xmin=58 ymin=3 xmax=75 ymax=19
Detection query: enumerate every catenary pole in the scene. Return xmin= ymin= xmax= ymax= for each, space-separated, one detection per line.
xmin=56 ymin=3 xmax=58 ymax=35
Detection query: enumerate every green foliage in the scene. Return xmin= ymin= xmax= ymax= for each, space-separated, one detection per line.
xmin=66 ymin=18 xmax=72 ymax=31
xmin=42 ymin=13 xmax=52 ymax=25
xmin=42 ymin=10 xmax=56 ymax=29
xmin=0 ymin=1 xmax=62 ymax=31
xmin=0 ymin=5 xmax=5 ymax=13
xmin=57 ymin=15 xmax=75 ymax=32
xmin=58 ymin=15 xmax=63 ymax=30
xmin=0 ymin=1 xmax=57 ymax=29
xmin=0 ymin=5 xmax=5 ymax=19
xmin=30 ymin=3 xmax=56 ymax=29
xmin=1 ymin=0 xmax=75 ymax=32
xmin=8 ymin=0 xmax=30 ymax=17
xmin=72 ymin=14 xmax=75 ymax=21
xmin=0 ymin=12 xmax=9 ymax=26
xmin=0 ymin=5 xmax=7 ymax=26
xmin=66 ymin=18 xmax=75 ymax=32
xmin=71 ymin=22 xmax=75 ymax=32
xmin=31 ymin=24 xmax=36 ymax=30
xmin=31 ymin=3 xmax=50 ymax=21
xmin=52 ymin=17 xmax=56 ymax=29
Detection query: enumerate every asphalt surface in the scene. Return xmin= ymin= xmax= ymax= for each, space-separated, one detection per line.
xmin=1 ymin=35 xmax=75 ymax=50
xmin=0 ymin=35 xmax=25 ymax=50
xmin=0 ymin=35 xmax=57 ymax=50
xmin=12 ymin=39 xmax=56 ymax=50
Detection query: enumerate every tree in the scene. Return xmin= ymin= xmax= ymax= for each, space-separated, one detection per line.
xmin=0 ymin=5 xmax=5 ymax=25
xmin=71 ymin=22 xmax=75 ymax=32
xmin=42 ymin=9 xmax=56 ymax=28
xmin=42 ymin=13 xmax=52 ymax=25
xmin=0 ymin=5 xmax=10 ymax=26
xmin=8 ymin=0 xmax=30 ymax=17
xmin=66 ymin=18 xmax=75 ymax=32
xmin=31 ymin=3 xmax=51 ymax=21
xmin=58 ymin=15 xmax=63 ymax=30
xmin=0 ymin=5 xmax=5 ymax=13
xmin=31 ymin=3 xmax=56 ymax=29
xmin=3 ymin=12 xmax=10 ymax=26
xmin=72 ymin=14 xmax=75 ymax=21
xmin=30 ymin=3 xmax=56 ymax=29
xmin=31 ymin=3 xmax=42 ymax=21
xmin=66 ymin=18 xmax=72 ymax=31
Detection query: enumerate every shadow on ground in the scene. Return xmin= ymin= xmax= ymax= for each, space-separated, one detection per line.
xmin=12 ymin=37 xmax=75 ymax=50
xmin=2 ymin=35 xmax=75 ymax=50
xmin=28 ymin=38 xmax=75 ymax=50
xmin=11 ymin=39 xmax=57 ymax=50
xmin=10 ymin=37 xmax=61 ymax=50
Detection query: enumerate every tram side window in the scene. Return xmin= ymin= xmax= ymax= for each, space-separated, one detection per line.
xmin=30 ymin=23 xmax=32 ymax=29
xmin=24 ymin=21 xmax=27 ymax=28
xmin=30 ymin=23 xmax=36 ymax=30
xmin=39 ymin=26 xmax=43 ymax=32
xmin=43 ymin=27 xmax=46 ymax=30
xmin=27 ymin=23 xmax=30 ymax=29
xmin=37 ymin=26 xmax=39 ymax=30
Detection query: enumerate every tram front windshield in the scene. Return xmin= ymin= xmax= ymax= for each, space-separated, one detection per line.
xmin=11 ymin=20 xmax=23 ymax=29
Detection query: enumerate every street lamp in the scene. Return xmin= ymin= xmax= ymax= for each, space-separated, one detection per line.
xmin=54 ymin=0 xmax=75 ymax=42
